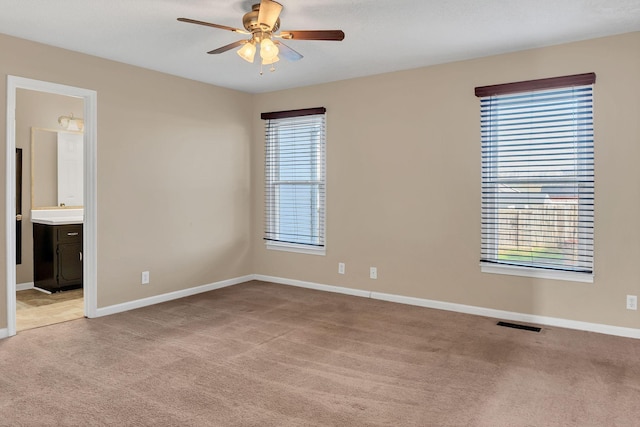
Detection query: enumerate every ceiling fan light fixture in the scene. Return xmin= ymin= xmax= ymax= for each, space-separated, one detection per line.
xmin=259 ymin=37 xmax=279 ymax=60
xmin=237 ymin=41 xmax=256 ymax=63
xmin=178 ymin=0 xmax=345 ymax=74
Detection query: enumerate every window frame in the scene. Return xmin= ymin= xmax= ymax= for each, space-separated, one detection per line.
xmin=475 ymin=73 xmax=595 ymax=283
xmin=261 ymin=107 xmax=327 ymax=256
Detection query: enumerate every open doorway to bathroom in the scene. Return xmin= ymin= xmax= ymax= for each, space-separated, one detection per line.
xmin=16 ymin=289 xmax=84 ymax=330
xmin=6 ymin=76 xmax=97 ymax=337
xmin=14 ymin=89 xmax=85 ymax=331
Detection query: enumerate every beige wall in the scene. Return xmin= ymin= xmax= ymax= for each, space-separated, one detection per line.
xmin=0 ymin=33 xmax=253 ymax=328
xmin=252 ymin=32 xmax=640 ymax=330
xmin=2 ymin=30 xmax=639 ymax=333
xmin=15 ymin=90 xmax=84 ymax=284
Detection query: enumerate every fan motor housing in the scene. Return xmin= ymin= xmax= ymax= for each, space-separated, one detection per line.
xmin=243 ymin=3 xmax=280 ymax=32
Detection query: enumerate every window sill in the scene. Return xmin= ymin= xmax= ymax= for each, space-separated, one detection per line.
xmin=266 ymin=241 xmax=326 ymax=256
xmin=480 ymin=262 xmax=593 ymax=283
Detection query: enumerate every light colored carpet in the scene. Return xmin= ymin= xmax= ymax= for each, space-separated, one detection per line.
xmin=1 ymin=280 xmax=639 ymax=426
xmin=16 ymin=288 xmax=84 ymax=331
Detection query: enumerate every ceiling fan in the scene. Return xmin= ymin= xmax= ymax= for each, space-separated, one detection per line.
xmin=178 ymin=0 xmax=345 ymax=71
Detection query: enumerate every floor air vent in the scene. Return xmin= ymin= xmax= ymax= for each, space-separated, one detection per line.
xmin=497 ymin=321 xmax=541 ymax=332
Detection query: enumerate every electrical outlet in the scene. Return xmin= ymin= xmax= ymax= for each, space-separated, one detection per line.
xmin=141 ymin=271 xmax=150 ymax=285
xmin=370 ymin=267 xmax=377 ymax=280
xmin=338 ymin=262 xmax=345 ymax=275
xmin=626 ymin=295 xmax=637 ymax=310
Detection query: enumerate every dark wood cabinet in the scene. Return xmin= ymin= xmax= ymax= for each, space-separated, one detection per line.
xmin=33 ymin=223 xmax=83 ymax=292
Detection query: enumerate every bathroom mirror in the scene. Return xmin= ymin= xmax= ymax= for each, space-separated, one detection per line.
xmin=31 ymin=127 xmax=84 ymax=209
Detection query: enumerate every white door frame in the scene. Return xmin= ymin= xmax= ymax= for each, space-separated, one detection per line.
xmin=5 ymin=76 xmax=97 ymax=336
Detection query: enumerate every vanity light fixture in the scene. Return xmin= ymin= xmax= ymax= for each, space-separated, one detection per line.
xmin=58 ymin=114 xmax=84 ymax=132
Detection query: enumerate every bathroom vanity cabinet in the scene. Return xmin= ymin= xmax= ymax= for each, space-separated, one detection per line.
xmin=33 ymin=223 xmax=83 ymax=292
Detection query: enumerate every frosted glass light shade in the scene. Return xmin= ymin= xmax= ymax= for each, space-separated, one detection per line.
xmin=237 ymin=42 xmax=256 ymax=63
xmin=58 ymin=115 xmax=84 ymax=132
xmin=260 ymin=38 xmax=279 ymax=60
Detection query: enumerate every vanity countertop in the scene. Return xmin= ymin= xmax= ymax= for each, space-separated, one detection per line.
xmin=31 ymin=217 xmax=83 ymax=225
xmin=31 ymin=209 xmax=83 ymax=225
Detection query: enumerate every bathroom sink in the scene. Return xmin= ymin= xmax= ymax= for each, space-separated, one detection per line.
xmin=31 ymin=209 xmax=84 ymax=225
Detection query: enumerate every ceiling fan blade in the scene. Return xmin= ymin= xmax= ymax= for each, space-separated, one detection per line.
xmin=279 ymin=30 xmax=345 ymax=41
xmin=177 ymin=18 xmax=246 ymax=34
xmin=274 ymin=41 xmax=303 ymax=61
xmin=257 ymin=0 xmax=283 ymax=30
xmin=207 ymin=40 xmax=247 ymax=54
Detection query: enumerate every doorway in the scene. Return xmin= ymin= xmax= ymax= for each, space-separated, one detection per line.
xmin=5 ymin=76 xmax=97 ymax=337
xmin=16 ymin=288 xmax=84 ymax=330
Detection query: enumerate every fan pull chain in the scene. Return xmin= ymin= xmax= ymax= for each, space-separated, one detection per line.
xmin=259 ymin=63 xmax=276 ymax=75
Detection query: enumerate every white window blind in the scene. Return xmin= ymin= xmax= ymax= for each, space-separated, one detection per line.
xmin=262 ymin=107 xmax=326 ymax=249
xmin=476 ymin=74 xmax=595 ymax=274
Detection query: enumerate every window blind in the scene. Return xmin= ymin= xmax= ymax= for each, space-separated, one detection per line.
xmin=262 ymin=108 xmax=326 ymax=247
xmin=477 ymin=76 xmax=594 ymax=273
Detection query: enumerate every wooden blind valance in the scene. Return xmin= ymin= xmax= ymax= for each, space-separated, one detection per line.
xmin=475 ymin=73 xmax=596 ymax=97
xmin=261 ymin=107 xmax=326 ymax=120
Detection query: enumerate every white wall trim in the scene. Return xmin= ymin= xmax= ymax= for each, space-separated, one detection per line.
xmin=6 ymin=75 xmax=98 ymax=338
xmin=480 ymin=262 xmax=594 ymax=283
xmin=6 ymin=274 xmax=639 ymax=341
xmin=94 ymin=275 xmax=254 ymax=317
xmin=252 ymin=274 xmax=371 ymax=298
xmin=16 ymin=282 xmax=34 ymax=291
xmin=254 ymin=275 xmax=640 ymax=340
xmin=370 ymin=291 xmax=640 ymax=340
xmin=265 ymin=241 xmax=326 ymax=256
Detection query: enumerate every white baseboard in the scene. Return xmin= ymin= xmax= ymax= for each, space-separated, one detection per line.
xmin=0 ymin=328 xmax=8 ymax=339
xmin=16 ymin=282 xmax=34 ymax=291
xmin=95 ymin=275 xmax=254 ymax=318
xmin=254 ymin=275 xmax=640 ymax=340
xmin=252 ymin=274 xmax=371 ymax=298
xmin=26 ymin=272 xmax=637 ymax=341
xmin=370 ymin=291 xmax=640 ymax=340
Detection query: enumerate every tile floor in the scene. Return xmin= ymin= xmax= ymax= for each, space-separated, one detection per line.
xmin=16 ymin=288 xmax=84 ymax=331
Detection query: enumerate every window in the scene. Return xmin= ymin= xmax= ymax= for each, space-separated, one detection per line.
xmin=261 ymin=107 xmax=326 ymax=255
xmin=475 ymin=73 xmax=595 ymax=282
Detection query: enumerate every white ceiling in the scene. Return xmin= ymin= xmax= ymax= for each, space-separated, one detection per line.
xmin=1 ymin=1 xmax=640 ymax=94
